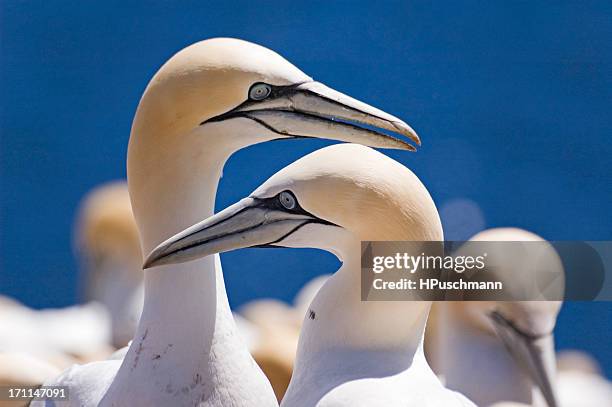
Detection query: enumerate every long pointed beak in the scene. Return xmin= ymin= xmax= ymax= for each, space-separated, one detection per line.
xmin=143 ymin=197 xmax=329 ymax=269
xmin=205 ymin=81 xmax=420 ymax=151
xmin=489 ymin=311 xmax=559 ymax=407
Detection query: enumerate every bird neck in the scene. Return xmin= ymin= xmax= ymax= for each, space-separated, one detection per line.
xmin=293 ymin=238 xmax=431 ymax=379
xmin=130 ymin=129 xmax=229 ymax=340
xmin=434 ymin=303 xmax=538 ymax=406
xmin=104 ymin=124 xmax=274 ymax=405
xmin=127 ymin=124 xmax=236 ymax=377
xmin=128 ymin=123 xmax=233 ymax=253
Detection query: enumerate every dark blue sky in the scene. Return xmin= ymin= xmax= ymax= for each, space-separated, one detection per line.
xmin=1 ymin=1 xmax=610 ymax=375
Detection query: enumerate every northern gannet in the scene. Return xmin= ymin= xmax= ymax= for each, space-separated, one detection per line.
xmin=36 ymin=38 xmax=419 ymax=407
xmin=145 ymin=144 xmax=475 ymax=406
xmin=428 ymin=228 xmax=565 ymax=407
xmin=75 ymin=181 xmax=143 ymax=348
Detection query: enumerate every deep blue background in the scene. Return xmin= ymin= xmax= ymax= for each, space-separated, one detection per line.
xmin=1 ymin=1 xmax=610 ymax=376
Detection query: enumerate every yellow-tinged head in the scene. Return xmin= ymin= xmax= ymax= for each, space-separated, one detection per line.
xmin=132 ymin=38 xmax=310 ymax=137
xmin=457 ymin=227 xmax=564 ymax=336
xmin=75 ymin=181 xmax=140 ymax=263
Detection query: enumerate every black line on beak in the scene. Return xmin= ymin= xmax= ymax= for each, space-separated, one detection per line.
xmin=488 ymin=311 xmax=552 ymax=341
xmin=253 ymin=218 xmax=339 ymax=249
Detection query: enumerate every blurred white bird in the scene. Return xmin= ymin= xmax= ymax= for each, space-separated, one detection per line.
xmin=145 ymin=144 xmax=475 ymax=406
xmin=428 ymin=228 xmax=612 ymax=407
xmin=36 ymin=38 xmax=419 ymax=407
xmin=555 ymin=350 xmax=612 ymax=405
xmin=75 ymin=181 xmax=143 ymax=348
xmin=0 ymin=296 xmax=111 ymax=368
xmin=428 ymin=228 xmax=562 ymax=406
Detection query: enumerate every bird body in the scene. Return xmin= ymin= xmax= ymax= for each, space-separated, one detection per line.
xmin=283 ymin=349 xmax=472 ymax=407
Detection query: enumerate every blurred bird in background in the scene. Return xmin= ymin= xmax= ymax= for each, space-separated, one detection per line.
xmin=554 ymin=350 xmax=612 ymax=406
xmin=74 ymin=181 xmax=143 ymax=349
xmin=427 ymin=228 xmax=612 ymax=407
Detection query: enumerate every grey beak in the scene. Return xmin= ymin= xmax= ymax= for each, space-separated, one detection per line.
xmin=489 ymin=311 xmax=559 ymax=407
xmin=144 ymin=197 xmax=331 ymax=269
xmin=204 ymin=80 xmax=420 ymax=151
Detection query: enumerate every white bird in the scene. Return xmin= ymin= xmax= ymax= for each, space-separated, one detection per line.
xmin=145 ymin=143 xmax=475 ymax=406
xmin=36 ymin=38 xmax=419 ymax=407
xmin=427 ymin=228 xmax=585 ymax=407
xmin=75 ymin=181 xmax=144 ymax=348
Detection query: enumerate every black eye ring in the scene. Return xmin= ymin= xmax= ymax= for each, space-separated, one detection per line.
xmin=278 ymin=190 xmax=297 ymax=210
xmin=249 ymin=83 xmax=272 ymax=101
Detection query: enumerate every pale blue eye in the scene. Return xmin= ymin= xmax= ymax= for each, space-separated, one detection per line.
xmin=279 ymin=191 xmax=296 ymax=210
xmin=249 ymin=83 xmax=271 ymax=100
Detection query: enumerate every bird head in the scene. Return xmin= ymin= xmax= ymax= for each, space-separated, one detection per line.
xmin=144 ymin=144 xmax=442 ymax=267
xmin=131 ymin=37 xmax=419 ymax=153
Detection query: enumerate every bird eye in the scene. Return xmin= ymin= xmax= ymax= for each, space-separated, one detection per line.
xmin=278 ymin=191 xmax=297 ymax=210
xmin=249 ymin=83 xmax=272 ymax=101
